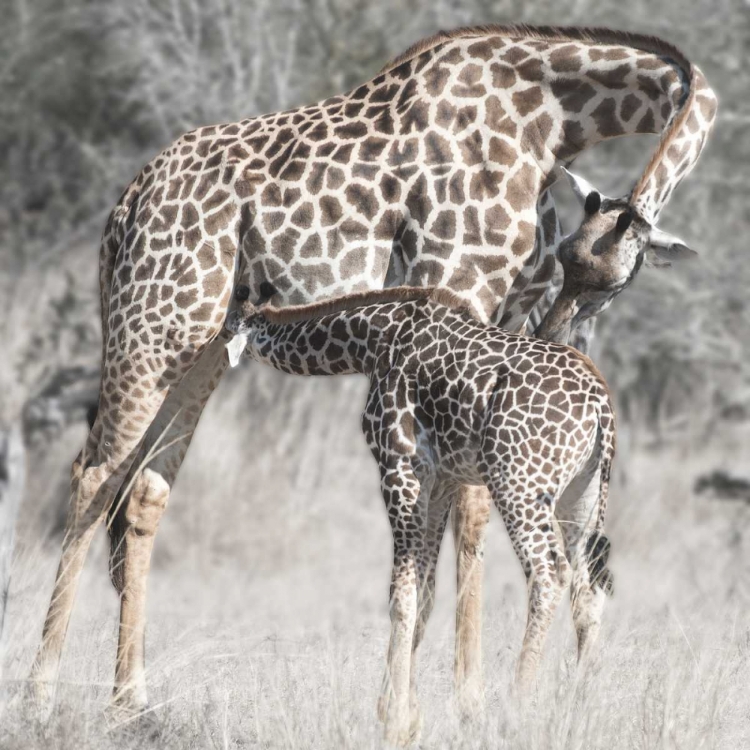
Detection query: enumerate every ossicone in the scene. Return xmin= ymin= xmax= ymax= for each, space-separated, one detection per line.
xmin=615 ymin=210 xmax=633 ymax=234
xmin=584 ymin=191 xmax=601 ymax=214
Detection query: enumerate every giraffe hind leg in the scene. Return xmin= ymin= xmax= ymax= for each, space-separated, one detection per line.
xmin=109 ymin=337 xmax=228 ymax=712
xmin=80 ymin=402 xmax=128 ymax=593
xmin=452 ymin=484 xmax=491 ymax=718
xmin=482 ymin=465 xmax=570 ymax=693
xmin=378 ymin=456 xmax=434 ymax=746
xmin=31 ymin=317 xmax=226 ymax=706
xmin=407 ymin=481 xmax=453 ymax=739
xmin=30 ymin=372 xmax=174 ymax=700
xmin=555 ymin=457 xmax=611 ymax=663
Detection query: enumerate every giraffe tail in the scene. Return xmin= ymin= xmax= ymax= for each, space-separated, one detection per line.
xmin=586 ymin=406 xmax=616 ymax=597
xmin=107 ymin=488 xmax=129 ymax=593
xmin=96 ymin=181 xmax=142 ymax=594
xmin=585 ymin=529 xmax=613 ymax=596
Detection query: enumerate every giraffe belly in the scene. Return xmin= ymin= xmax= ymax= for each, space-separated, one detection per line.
xmin=235 ymin=183 xmax=546 ymax=322
xmin=430 ymin=434 xmax=485 ymax=486
xmin=436 ymin=460 xmax=485 ymax=487
xmin=239 ymin=236 xmax=396 ymax=308
xmin=413 ymin=436 xmax=484 ymax=487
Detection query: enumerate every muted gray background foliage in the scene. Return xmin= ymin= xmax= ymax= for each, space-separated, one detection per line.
xmin=0 ymin=1 xmax=749 ymax=748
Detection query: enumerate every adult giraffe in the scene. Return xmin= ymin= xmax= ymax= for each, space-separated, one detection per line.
xmin=30 ymin=24 xmax=716 ymax=715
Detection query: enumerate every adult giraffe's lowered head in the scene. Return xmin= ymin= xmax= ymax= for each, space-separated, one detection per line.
xmin=535 ymin=39 xmax=717 ymax=341
xmin=29 ymin=23 xmax=716 ymax=719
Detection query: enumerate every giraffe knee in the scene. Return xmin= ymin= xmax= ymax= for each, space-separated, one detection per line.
xmin=126 ymin=469 xmax=170 ymax=538
xmin=553 ymin=550 xmax=572 ymax=589
xmin=66 ymin=463 xmax=113 ymax=526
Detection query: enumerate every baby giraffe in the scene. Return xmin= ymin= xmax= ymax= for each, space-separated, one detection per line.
xmin=226 ymin=284 xmax=615 ymax=745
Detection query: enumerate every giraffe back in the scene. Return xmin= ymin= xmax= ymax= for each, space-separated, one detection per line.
xmin=360 ymin=299 xmax=614 ymax=493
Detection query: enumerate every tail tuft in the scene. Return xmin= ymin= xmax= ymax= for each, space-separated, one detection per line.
xmin=107 ymin=491 xmax=129 ymax=593
xmin=585 ymin=532 xmax=614 ymax=596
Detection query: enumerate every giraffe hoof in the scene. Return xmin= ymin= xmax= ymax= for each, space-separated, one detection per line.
xmin=513 ymin=672 xmax=538 ymax=704
xmin=384 ymin=721 xmax=415 ymax=747
xmin=26 ymin=677 xmax=56 ymax=722
xmin=377 ymin=694 xmax=388 ymax=724
xmin=380 ymin=698 xmax=414 ymax=746
xmin=409 ymin=705 xmax=424 ymax=743
xmin=8 ymin=678 xmax=54 ymax=724
xmin=455 ymin=679 xmax=485 ymax=721
xmin=105 ymin=701 xmax=161 ymax=739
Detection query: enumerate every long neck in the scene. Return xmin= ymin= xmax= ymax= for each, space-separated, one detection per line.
xmin=405 ymin=29 xmax=711 ymax=180
xmin=533 ymin=293 xmax=577 ymax=344
xmin=629 ymin=65 xmax=717 ymax=224
xmin=248 ymin=302 xmax=408 ymax=377
xmin=541 ymin=40 xmax=694 ymax=166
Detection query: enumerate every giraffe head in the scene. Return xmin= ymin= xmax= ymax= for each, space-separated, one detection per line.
xmin=535 ymin=168 xmax=696 ymax=343
xmin=225 ymin=282 xmax=278 ymax=366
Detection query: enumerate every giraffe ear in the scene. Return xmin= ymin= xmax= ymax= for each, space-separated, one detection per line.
xmin=584 ymin=191 xmax=601 ymax=215
xmin=647 ymin=227 xmax=697 ymax=263
xmin=559 ymin=167 xmax=603 ymax=208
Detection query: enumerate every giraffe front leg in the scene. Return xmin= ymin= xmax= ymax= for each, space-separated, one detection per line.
xmin=377 ymin=458 xmax=432 ymax=746
xmin=452 ymin=484 xmax=490 ymax=717
xmin=110 ymin=338 xmax=228 ymax=715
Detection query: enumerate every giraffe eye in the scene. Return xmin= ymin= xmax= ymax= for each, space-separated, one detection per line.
xmin=584 ymin=191 xmax=601 ymax=214
xmin=615 ymin=211 xmax=633 ymax=234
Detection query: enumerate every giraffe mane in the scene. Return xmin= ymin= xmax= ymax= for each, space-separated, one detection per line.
xmin=380 ymin=23 xmax=695 ymax=209
xmin=380 ymin=23 xmax=692 ymax=78
xmin=256 ymin=286 xmax=478 ymax=325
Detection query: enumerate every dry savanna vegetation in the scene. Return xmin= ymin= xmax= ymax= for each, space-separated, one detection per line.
xmin=1 ymin=0 xmax=749 ymax=748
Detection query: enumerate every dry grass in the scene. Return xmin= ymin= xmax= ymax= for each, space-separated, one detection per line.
xmin=2 ymin=371 xmax=749 ymax=749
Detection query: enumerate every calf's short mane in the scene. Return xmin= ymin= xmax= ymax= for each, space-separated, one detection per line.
xmin=252 ymin=285 xmax=612 ymax=407
xmin=257 ymin=286 xmax=477 ymax=325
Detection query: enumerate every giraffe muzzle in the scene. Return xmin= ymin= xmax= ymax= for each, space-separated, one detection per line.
xmin=226 ymin=332 xmax=249 ymax=368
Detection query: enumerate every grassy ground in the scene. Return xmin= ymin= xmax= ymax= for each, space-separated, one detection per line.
xmin=1 ymin=371 xmax=748 ymax=748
